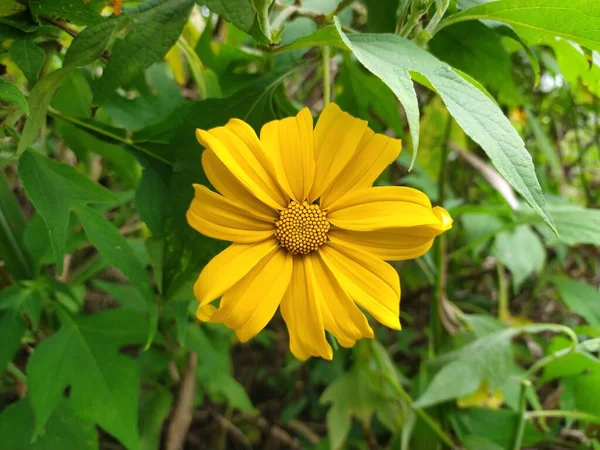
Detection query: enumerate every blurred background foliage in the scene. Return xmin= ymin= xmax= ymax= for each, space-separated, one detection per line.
xmin=1 ymin=0 xmax=600 ymax=449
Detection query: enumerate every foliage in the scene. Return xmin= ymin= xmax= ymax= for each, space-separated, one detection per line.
xmin=1 ymin=0 xmax=600 ymax=449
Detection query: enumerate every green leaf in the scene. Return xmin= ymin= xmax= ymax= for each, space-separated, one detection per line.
xmin=101 ymin=64 xmax=186 ymax=130
xmin=17 ymin=67 xmax=73 ymax=154
xmin=533 ymin=203 xmax=600 ymax=246
xmin=139 ymin=384 xmax=174 ymax=450
xmin=18 ymin=150 xmax=117 ymax=273
xmin=27 ymin=308 xmax=148 ymax=450
xmin=136 ymin=167 xmax=168 ymax=236
xmin=10 ymin=39 xmax=45 ymax=83
xmin=63 ymin=16 xmax=130 ymax=68
xmin=51 ymin=70 xmax=93 ymax=118
xmin=29 ymin=0 xmax=105 ymax=25
xmin=0 ymin=12 xmax=38 ymax=32
xmin=0 ymin=398 xmax=98 ymax=450
xmin=321 ymin=366 xmax=388 ymax=450
xmin=562 ymin=370 xmax=600 ymax=416
xmin=0 ymin=78 xmax=28 ymax=115
xmin=0 ymin=283 xmax=44 ymax=329
xmin=0 ymin=0 xmax=26 ymax=16
xmin=0 ymin=311 xmax=25 ymax=372
xmin=0 ymin=174 xmax=34 ymax=280
xmin=451 ymin=408 xmax=544 ymax=450
xmin=186 ymin=325 xmax=253 ymax=410
xmin=429 ymin=21 xmax=522 ymax=106
xmin=336 ymin=21 xmax=556 ymax=234
xmin=364 ymin=0 xmax=398 ymax=33
xmin=336 ymin=55 xmax=404 ymax=137
xmin=57 ymin=122 xmax=141 ymax=188
xmin=198 ymin=0 xmax=270 ymax=44
xmin=93 ymin=0 xmax=195 ymax=105
xmin=551 ymin=277 xmax=600 ymax=327
xmin=415 ymin=328 xmax=517 ymax=407
xmin=440 ymin=0 xmax=600 ymax=52
xmin=492 ymin=225 xmax=546 ymax=291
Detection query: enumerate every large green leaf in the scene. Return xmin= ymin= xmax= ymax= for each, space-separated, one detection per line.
xmin=275 ymin=20 xmax=556 ymax=233
xmin=440 ymin=0 xmax=600 ymax=52
xmin=0 ymin=284 xmax=44 ymax=371
xmin=415 ymin=328 xmax=517 ymax=407
xmin=533 ymin=203 xmax=600 ymax=246
xmin=29 ymin=0 xmax=105 ymax=26
xmin=18 ymin=150 xmax=117 ymax=273
xmin=139 ymin=384 xmax=173 ymax=450
xmin=0 ymin=174 xmax=33 ymax=280
xmin=337 ymin=25 xmax=556 ymax=234
xmin=0 ymin=78 xmax=28 ymax=115
xmin=17 ymin=67 xmax=73 ymax=154
xmin=198 ymin=0 xmax=271 ymax=44
xmin=27 ymin=308 xmax=148 ymax=450
xmin=0 ymin=398 xmax=98 ymax=450
xmin=63 ymin=15 xmax=130 ymax=68
xmin=492 ymin=225 xmax=546 ymax=291
xmin=93 ymin=0 xmax=195 ymax=105
xmin=551 ymin=277 xmax=600 ymax=327
xmin=10 ymin=39 xmax=45 ymax=84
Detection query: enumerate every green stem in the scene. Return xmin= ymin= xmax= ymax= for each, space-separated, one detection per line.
xmin=497 ymin=262 xmax=509 ymax=322
xmin=322 ymin=46 xmax=331 ymax=106
xmin=7 ymin=363 xmax=27 ymax=384
xmin=370 ymin=342 xmax=455 ymax=448
xmin=47 ymin=109 xmax=173 ymax=166
xmin=512 ymin=380 xmax=530 ymax=450
xmin=525 ymin=337 xmax=600 ymax=380
xmin=526 ymin=410 xmax=600 ymax=424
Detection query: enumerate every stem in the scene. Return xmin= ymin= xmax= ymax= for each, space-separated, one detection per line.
xmin=512 ymin=380 xmax=530 ymax=450
xmin=497 ymin=262 xmax=509 ymax=323
xmin=47 ymin=109 xmax=173 ymax=166
xmin=525 ymin=337 xmax=600 ymax=379
xmin=370 ymin=342 xmax=455 ymax=448
xmin=569 ymin=95 xmax=592 ymax=206
xmin=526 ymin=410 xmax=600 ymax=424
xmin=322 ymin=46 xmax=331 ymax=106
xmin=432 ymin=115 xmax=453 ymax=350
xmin=7 ymin=363 xmax=27 ymax=384
xmin=325 ymin=0 xmax=354 ymax=20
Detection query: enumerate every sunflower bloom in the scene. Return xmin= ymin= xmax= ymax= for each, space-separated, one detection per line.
xmin=187 ymin=103 xmax=452 ymax=360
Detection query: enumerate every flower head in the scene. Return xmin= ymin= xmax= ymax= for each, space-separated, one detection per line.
xmin=187 ymin=104 xmax=452 ymax=360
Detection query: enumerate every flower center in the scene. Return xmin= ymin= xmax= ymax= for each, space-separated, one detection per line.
xmin=274 ymin=201 xmax=330 ymax=255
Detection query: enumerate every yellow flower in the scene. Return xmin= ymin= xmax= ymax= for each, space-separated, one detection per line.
xmin=186 ymin=104 xmax=452 ymax=360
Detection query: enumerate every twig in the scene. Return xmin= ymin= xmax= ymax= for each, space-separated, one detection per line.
xmin=287 ymin=420 xmax=320 ymax=445
xmin=212 ymin=409 xmax=252 ymax=449
xmin=166 ymin=352 xmax=198 ymax=450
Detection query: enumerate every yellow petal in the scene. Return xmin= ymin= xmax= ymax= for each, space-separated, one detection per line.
xmin=196 ymin=304 xmax=217 ymax=321
xmin=196 ymin=122 xmax=287 ymax=209
xmin=320 ymin=240 xmax=401 ymax=330
xmin=186 ymin=184 xmax=275 ymax=243
xmin=260 ymin=108 xmax=315 ymax=202
xmin=327 ymin=186 xmax=445 ymax=231
xmin=202 ymin=149 xmax=278 ymax=219
xmin=280 ymin=256 xmax=333 ymax=360
xmin=309 ymin=103 xmax=369 ymax=202
xmin=328 ymin=230 xmax=433 ymax=261
xmin=320 ymin=132 xmax=401 ymax=208
xmin=310 ymin=253 xmax=374 ymax=347
xmin=193 ymin=239 xmax=279 ymax=307
xmin=210 ymin=248 xmax=293 ymax=342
